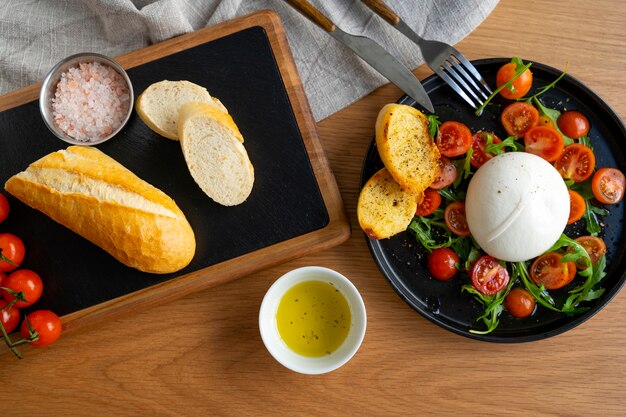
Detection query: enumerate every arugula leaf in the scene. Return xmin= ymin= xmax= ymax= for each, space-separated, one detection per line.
xmin=452 ymin=149 xmax=473 ymax=188
xmin=578 ymin=135 xmax=593 ymax=149
xmin=522 ymin=68 xmax=567 ymax=102
xmin=437 ymin=187 xmax=466 ymax=202
xmin=464 ymin=267 xmax=517 ymax=334
xmin=563 ymin=255 xmax=607 ymax=311
xmin=407 ymin=209 xmax=453 ymax=252
xmin=484 ymin=135 xmax=523 ymax=155
xmin=532 ymin=97 xmax=574 ymax=145
xmin=427 ymin=115 xmax=442 ymax=139
xmin=475 ymin=59 xmax=533 ymax=116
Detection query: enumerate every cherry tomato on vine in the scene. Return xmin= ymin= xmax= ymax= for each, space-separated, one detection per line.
xmin=573 ymin=236 xmax=607 ymax=270
xmin=0 ymin=233 xmax=25 ymax=272
xmin=0 ymin=299 xmax=20 ymax=334
xmin=415 ymin=188 xmax=441 ymax=217
xmin=524 ymin=126 xmax=564 ymax=162
xmin=0 ymin=271 xmax=6 ymax=288
xmin=591 ymin=167 xmax=625 ymax=205
xmin=470 ymin=131 xmax=502 ymax=169
xmin=554 ymin=143 xmax=596 ymax=182
xmin=444 ymin=201 xmax=471 ymax=237
xmin=530 ymin=253 xmax=576 ymax=290
xmin=436 ymin=121 xmax=473 ymax=157
xmin=501 ymin=102 xmax=539 ymax=137
xmin=20 ymin=310 xmax=62 ymax=347
xmin=429 ymin=157 xmax=457 ymax=190
xmin=471 ymin=256 xmax=510 ymax=295
xmin=0 ymin=194 xmax=9 ymax=224
xmin=2 ymin=269 xmax=43 ymax=308
xmin=504 ymin=288 xmax=536 ymax=318
xmin=557 ymin=110 xmax=590 ymax=139
xmin=567 ymin=190 xmax=586 ymax=225
xmin=496 ymin=62 xmax=533 ymax=100
xmin=427 ymin=248 xmax=460 ymax=281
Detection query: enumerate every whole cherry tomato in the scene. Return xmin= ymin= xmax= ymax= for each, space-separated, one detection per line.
xmin=0 ymin=233 xmax=25 ymax=272
xmin=557 ymin=110 xmax=590 ymax=139
xmin=2 ymin=269 xmax=43 ymax=308
xmin=427 ymin=248 xmax=460 ymax=281
xmin=0 ymin=299 xmax=20 ymax=334
xmin=20 ymin=310 xmax=62 ymax=347
xmin=496 ymin=62 xmax=533 ymax=100
xmin=0 ymin=194 xmax=9 ymax=224
xmin=504 ymin=288 xmax=536 ymax=318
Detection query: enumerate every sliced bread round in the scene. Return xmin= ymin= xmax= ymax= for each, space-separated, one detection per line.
xmin=136 ymin=80 xmax=227 ymax=140
xmin=178 ymin=102 xmax=254 ymax=206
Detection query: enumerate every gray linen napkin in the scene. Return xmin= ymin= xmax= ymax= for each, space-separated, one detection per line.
xmin=0 ymin=0 xmax=498 ymax=121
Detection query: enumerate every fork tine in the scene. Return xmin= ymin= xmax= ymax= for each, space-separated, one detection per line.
xmin=453 ymin=53 xmax=493 ymax=95
xmin=441 ymin=60 xmax=483 ymax=106
xmin=447 ymin=57 xmax=489 ymax=101
xmin=434 ymin=67 xmax=477 ymax=109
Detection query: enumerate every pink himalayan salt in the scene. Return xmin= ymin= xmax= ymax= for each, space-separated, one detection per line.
xmin=52 ymin=61 xmax=130 ymax=142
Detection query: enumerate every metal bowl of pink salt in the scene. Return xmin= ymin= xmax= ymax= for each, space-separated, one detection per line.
xmin=40 ymin=53 xmax=133 ymax=145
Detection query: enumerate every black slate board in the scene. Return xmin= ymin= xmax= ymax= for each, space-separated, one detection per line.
xmin=0 ymin=26 xmax=329 ymax=317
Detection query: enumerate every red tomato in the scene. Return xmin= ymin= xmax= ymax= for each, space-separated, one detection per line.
xmin=416 ymin=188 xmax=442 ymax=217
xmin=2 ymin=269 xmax=43 ymax=308
xmin=553 ymin=143 xmax=596 ymax=182
xmin=501 ymin=102 xmax=539 ymax=137
xmin=0 ymin=299 xmax=20 ymax=334
xmin=444 ymin=201 xmax=470 ymax=237
xmin=496 ymin=62 xmax=533 ymax=100
xmin=567 ymin=190 xmax=586 ymax=225
xmin=0 ymin=233 xmax=25 ymax=272
xmin=20 ymin=310 xmax=62 ymax=347
xmin=427 ymin=248 xmax=460 ymax=281
xmin=574 ymin=236 xmax=607 ymax=269
xmin=530 ymin=253 xmax=576 ymax=290
xmin=591 ymin=168 xmax=625 ymax=204
xmin=471 ymin=256 xmax=510 ymax=295
xmin=429 ymin=157 xmax=457 ymax=190
xmin=0 ymin=271 xmax=6 ymax=287
xmin=504 ymin=288 xmax=536 ymax=318
xmin=436 ymin=121 xmax=473 ymax=157
xmin=470 ymin=131 xmax=502 ymax=169
xmin=557 ymin=110 xmax=590 ymax=139
xmin=537 ymin=115 xmax=555 ymax=129
xmin=0 ymin=194 xmax=9 ymax=224
xmin=524 ymin=126 xmax=564 ymax=162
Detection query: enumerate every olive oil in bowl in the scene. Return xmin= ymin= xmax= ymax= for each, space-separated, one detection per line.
xmin=276 ymin=280 xmax=351 ymax=357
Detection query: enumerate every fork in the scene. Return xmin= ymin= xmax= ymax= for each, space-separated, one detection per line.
xmin=361 ymin=0 xmax=493 ymax=110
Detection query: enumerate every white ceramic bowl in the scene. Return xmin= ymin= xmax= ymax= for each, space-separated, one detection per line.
xmin=259 ymin=266 xmax=366 ymax=374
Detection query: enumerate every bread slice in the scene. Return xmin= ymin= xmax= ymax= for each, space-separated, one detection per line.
xmin=178 ymin=102 xmax=254 ymax=206
xmin=357 ymin=167 xmax=420 ymax=239
xmin=375 ymin=103 xmax=440 ymax=195
xmin=136 ymin=80 xmax=227 ymax=140
xmin=4 ymin=146 xmax=196 ymax=274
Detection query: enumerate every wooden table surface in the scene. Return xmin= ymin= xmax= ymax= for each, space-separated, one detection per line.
xmin=3 ymin=0 xmax=625 ymax=415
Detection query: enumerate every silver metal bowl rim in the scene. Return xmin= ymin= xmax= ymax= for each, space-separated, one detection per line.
xmin=39 ymin=52 xmax=134 ymax=146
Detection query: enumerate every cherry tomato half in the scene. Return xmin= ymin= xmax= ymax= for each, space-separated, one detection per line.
xmin=524 ymin=126 xmax=564 ymax=162
xmin=496 ymin=62 xmax=533 ymax=100
xmin=20 ymin=310 xmax=62 ymax=347
xmin=427 ymin=248 xmax=460 ymax=281
xmin=554 ymin=143 xmax=596 ymax=182
xmin=0 ymin=194 xmax=9 ymax=224
xmin=591 ymin=167 xmax=625 ymax=205
xmin=0 ymin=233 xmax=25 ymax=272
xmin=471 ymin=256 xmax=510 ymax=295
xmin=416 ymin=188 xmax=442 ymax=217
xmin=444 ymin=201 xmax=471 ymax=237
xmin=504 ymin=288 xmax=536 ymax=318
xmin=470 ymin=131 xmax=502 ymax=169
xmin=501 ymin=102 xmax=539 ymax=137
xmin=429 ymin=157 xmax=457 ymax=190
xmin=436 ymin=121 xmax=473 ymax=157
xmin=530 ymin=253 xmax=576 ymax=290
xmin=573 ymin=236 xmax=607 ymax=270
xmin=567 ymin=190 xmax=586 ymax=225
xmin=537 ymin=115 xmax=555 ymax=129
xmin=557 ymin=110 xmax=590 ymax=139
xmin=0 ymin=299 xmax=20 ymax=334
xmin=2 ymin=269 xmax=43 ymax=308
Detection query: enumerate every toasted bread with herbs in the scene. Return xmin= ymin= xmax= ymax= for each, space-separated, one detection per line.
xmin=375 ymin=103 xmax=440 ymax=195
xmin=357 ymin=167 xmax=420 ymax=239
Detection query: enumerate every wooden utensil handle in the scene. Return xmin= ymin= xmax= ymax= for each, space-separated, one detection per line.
xmin=284 ymin=0 xmax=336 ymax=32
xmin=361 ymin=0 xmax=400 ymax=25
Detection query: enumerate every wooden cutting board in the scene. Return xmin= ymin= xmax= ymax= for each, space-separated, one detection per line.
xmin=0 ymin=10 xmax=350 ymax=333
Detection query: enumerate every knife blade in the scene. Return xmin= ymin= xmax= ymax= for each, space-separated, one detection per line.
xmin=284 ymin=0 xmax=434 ymax=113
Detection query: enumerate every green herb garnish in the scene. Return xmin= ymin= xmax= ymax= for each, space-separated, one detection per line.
xmin=427 ymin=114 xmax=442 ymax=139
xmin=475 ymin=58 xmax=532 ymax=116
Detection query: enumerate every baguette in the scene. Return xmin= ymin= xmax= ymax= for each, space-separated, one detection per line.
xmin=136 ymin=80 xmax=227 ymax=140
xmin=375 ymin=103 xmax=440 ymax=195
xmin=4 ymin=146 xmax=196 ymax=274
xmin=178 ymin=102 xmax=254 ymax=206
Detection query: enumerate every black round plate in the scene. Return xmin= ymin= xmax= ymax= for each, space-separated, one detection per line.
xmin=361 ymin=58 xmax=626 ymax=342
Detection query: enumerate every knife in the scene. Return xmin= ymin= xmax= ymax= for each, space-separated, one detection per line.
xmin=284 ymin=0 xmax=435 ymax=113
